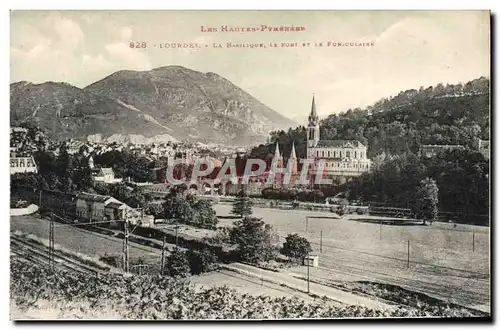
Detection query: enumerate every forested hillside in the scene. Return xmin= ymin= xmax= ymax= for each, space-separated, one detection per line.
xmin=250 ymin=77 xmax=490 ymax=160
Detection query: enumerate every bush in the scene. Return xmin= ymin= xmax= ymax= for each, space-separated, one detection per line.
xmin=336 ymin=199 xmax=349 ymax=217
xmin=10 ymin=196 xmax=29 ymax=209
xmin=145 ymin=203 xmax=164 ymax=219
xmin=165 ymin=247 xmax=190 ymax=278
xmin=280 ymin=234 xmax=312 ymax=262
xmin=261 ymin=187 xmax=326 ymax=203
xmin=204 ymin=227 xmax=232 ymax=245
xmin=186 ymin=249 xmax=218 ymax=275
xmin=356 ymin=207 xmax=368 ymax=215
xmin=99 ymin=255 xmax=121 ymax=268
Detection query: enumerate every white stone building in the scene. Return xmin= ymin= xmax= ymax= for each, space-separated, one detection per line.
xmin=306 ymin=96 xmax=371 ymax=180
xmin=10 ymin=156 xmax=38 ymax=175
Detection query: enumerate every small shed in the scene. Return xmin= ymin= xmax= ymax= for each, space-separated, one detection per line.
xmin=303 ymin=255 xmax=319 ymax=267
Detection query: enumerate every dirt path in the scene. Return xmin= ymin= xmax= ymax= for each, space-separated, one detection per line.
xmin=223 ymin=263 xmax=395 ymax=310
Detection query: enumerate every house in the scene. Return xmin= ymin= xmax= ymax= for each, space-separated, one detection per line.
xmin=76 ymin=193 xmax=116 ymax=222
xmin=92 ymin=167 xmax=122 ymax=184
xmin=75 ymin=193 xmax=143 ymax=225
xmin=10 ymin=156 xmax=38 ymax=175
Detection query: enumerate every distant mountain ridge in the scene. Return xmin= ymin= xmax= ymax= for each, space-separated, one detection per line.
xmin=10 ymin=66 xmax=297 ymax=146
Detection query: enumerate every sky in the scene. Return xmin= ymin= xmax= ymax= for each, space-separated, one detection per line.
xmin=10 ymin=10 xmax=490 ymax=123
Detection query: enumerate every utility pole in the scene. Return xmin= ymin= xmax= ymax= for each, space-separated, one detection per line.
xmin=39 ymin=190 xmax=42 ymax=208
xmin=123 ymin=220 xmax=129 ymax=272
xmin=305 ymin=216 xmax=309 ymax=232
xmin=175 ymin=223 xmax=179 ymax=246
xmin=49 ymin=213 xmax=54 ymax=269
xmin=307 ymin=253 xmax=310 ymax=294
xmin=320 ymin=230 xmax=323 ymax=253
xmin=380 ymin=221 xmax=382 ymax=240
xmin=160 ymin=236 xmax=166 ymax=275
xmin=473 ymin=231 xmax=475 ymax=252
xmin=407 ymin=240 xmax=410 ymax=268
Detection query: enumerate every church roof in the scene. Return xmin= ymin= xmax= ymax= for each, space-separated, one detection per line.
xmin=316 ymin=140 xmax=365 ymax=148
xmin=99 ymin=167 xmax=114 ymax=175
xmin=76 ymin=193 xmax=112 ymax=203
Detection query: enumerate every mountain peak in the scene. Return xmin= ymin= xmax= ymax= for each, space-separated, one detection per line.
xmin=11 ymin=66 xmax=296 ymax=146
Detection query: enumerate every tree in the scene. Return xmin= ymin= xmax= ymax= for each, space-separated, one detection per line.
xmin=230 ymin=216 xmax=277 ymax=263
xmin=231 ymin=189 xmax=253 ymax=218
xmin=72 ymin=155 xmax=93 ymax=191
xmin=55 ymin=142 xmax=74 ymax=192
xmin=165 ymin=247 xmax=190 ymax=278
xmin=412 ymin=178 xmax=439 ymax=225
xmin=162 ymin=187 xmax=218 ymax=229
xmin=163 ymin=194 xmax=195 ymax=224
xmin=280 ymin=234 xmax=312 ymax=262
xmin=191 ymin=199 xmax=218 ymax=230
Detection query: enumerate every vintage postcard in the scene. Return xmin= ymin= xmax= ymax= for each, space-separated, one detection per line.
xmin=9 ymin=10 xmax=491 ymax=320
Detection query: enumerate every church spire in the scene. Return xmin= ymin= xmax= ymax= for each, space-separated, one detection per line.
xmin=309 ymin=94 xmax=318 ymax=121
xmin=274 ymin=141 xmax=282 ymax=159
xmin=290 ymin=141 xmax=298 ymax=175
xmin=290 ymin=141 xmax=297 ymax=159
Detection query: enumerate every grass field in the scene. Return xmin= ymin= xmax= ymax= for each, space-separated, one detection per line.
xmin=213 ymin=204 xmax=490 ymax=312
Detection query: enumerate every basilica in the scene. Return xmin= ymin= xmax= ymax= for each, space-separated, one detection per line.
xmin=306 ymin=96 xmax=371 ymax=182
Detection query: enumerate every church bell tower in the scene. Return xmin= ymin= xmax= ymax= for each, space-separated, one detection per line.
xmin=307 ymin=95 xmax=320 ymax=149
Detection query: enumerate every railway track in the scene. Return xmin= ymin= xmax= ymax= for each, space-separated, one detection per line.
xmin=10 ymin=235 xmax=109 ymax=277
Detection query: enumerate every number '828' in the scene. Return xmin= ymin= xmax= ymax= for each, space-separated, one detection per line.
xmin=130 ymin=42 xmax=147 ymax=48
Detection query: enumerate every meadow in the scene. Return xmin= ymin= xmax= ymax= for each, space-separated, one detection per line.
xmin=213 ymin=204 xmax=490 ymax=312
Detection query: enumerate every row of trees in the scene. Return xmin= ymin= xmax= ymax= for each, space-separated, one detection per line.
xmin=162 ymin=229 xmax=313 ymax=278
xmin=30 ymin=144 xmax=93 ymax=193
xmin=261 ymin=187 xmax=325 ymax=203
xmin=93 ymin=150 xmax=153 ymax=183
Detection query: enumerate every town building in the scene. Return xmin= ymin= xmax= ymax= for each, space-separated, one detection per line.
xmin=75 ymin=193 xmax=144 ymax=225
xmin=305 ymin=96 xmax=371 ymax=182
xmin=10 ymin=156 xmax=38 ymax=175
xmin=92 ymin=167 xmax=122 ymax=185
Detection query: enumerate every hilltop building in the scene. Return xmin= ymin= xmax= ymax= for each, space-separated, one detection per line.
xmin=306 ymin=95 xmax=371 ymax=183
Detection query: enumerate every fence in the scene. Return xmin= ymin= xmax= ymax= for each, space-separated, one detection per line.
xmin=280 ymin=215 xmax=489 ymax=277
